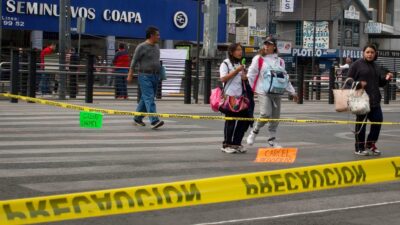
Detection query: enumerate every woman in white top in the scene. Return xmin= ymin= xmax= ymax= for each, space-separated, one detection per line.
xmin=246 ymin=37 xmax=298 ymax=148
xmin=219 ymin=43 xmax=251 ymax=154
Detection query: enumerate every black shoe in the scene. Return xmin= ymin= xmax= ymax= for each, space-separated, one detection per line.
xmin=151 ymin=120 xmax=164 ymax=129
xmin=133 ymin=118 xmax=145 ymax=127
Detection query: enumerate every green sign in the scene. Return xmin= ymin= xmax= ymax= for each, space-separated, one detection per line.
xmin=79 ymin=111 xmax=103 ymax=129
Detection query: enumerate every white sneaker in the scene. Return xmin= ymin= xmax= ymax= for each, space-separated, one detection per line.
xmin=246 ymin=131 xmax=258 ymax=146
xmin=221 ymin=146 xmax=238 ymax=154
xmin=267 ymin=137 xmax=282 ymax=148
xmin=237 ymin=145 xmax=247 ymax=153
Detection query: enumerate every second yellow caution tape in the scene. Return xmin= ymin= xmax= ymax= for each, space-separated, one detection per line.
xmin=0 ymin=157 xmax=400 ymax=225
xmin=2 ymin=93 xmax=400 ymax=125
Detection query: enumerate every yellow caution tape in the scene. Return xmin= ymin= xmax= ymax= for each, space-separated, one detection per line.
xmin=0 ymin=157 xmax=400 ymax=225
xmin=2 ymin=93 xmax=400 ymax=125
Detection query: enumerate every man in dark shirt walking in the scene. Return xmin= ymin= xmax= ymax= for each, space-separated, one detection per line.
xmin=127 ymin=26 xmax=164 ymax=129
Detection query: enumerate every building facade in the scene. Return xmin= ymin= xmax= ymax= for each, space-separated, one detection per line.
xmin=231 ymin=0 xmax=371 ymax=73
xmin=1 ymin=0 xmax=227 ymax=60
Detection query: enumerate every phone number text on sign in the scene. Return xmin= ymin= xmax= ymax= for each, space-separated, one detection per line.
xmin=2 ymin=16 xmax=25 ymax=27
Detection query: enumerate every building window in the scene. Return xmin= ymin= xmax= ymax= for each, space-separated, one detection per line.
xmin=268 ymin=23 xmax=276 ymax=35
xmin=295 ymin=21 xmax=303 ymax=46
xmin=338 ymin=20 xmax=360 ymax=47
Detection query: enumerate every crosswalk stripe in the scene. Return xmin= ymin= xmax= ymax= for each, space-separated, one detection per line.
xmin=0 ymin=124 xmax=208 ymax=132
xmin=0 ymin=130 xmax=223 ymax=139
xmin=0 ymin=142 xmax=315 ymax=155
xmin=0 ymin=107 xmax=318 ymax=197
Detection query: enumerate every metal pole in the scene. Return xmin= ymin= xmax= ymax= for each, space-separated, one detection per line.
xmin=10 ymin=50 xmax=19 ymax=103
xmin=328 ymin=66 xmax=335 ymax=104
xmin=69 ymin=51 xmax=79 ymax=98
xmin=28 ymin=50 xmax=37 ymax=100
xmin=78 ymin=33 xmax=81 ymax=56
xmin=0 ymin=0 xmax=3 ymax=63
xmin=184 ymin=59 xmax=192 ymax=104
xmin=65 ymin=0 xmax=71 ymax=51
xmin=392 ymin=72 xmax=397 ymax=100
xmin=156 ymin=61 xmax=162 ymax=99
xmin=195 ymin=0 xmax=201 ymax=104
xmin=339 ymin=7 xmax=345 ymax=64
xmin=297 ymin=65 xmax=304 ymax=104
xmin=59 ymin=0 xmax=67 ymax=100
xmin=312 ymin=0 xmax=320 ymax=100
xmin=383 ymin=82 xmax=390 ymax=104
xmin=85 ymin=55 xmax=94 ymax=103
xmin=204 ymin=59 xmax=211 ymax=104
xmin=78 ymin=18 xmax=82 ymax=54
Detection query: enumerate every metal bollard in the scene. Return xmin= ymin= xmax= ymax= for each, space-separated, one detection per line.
xmin=304 ymin=75 xmax=309 ymax=101
xmin=203 ymin=59 xmax=212 ymax=104
xmin=184 ymin=59 xmax=192 ymax=104
xmin=85 ymin=55 xmax=95 ymax=103
xmin=297 ymin=65 xmax=304 ymax=104
xmin=383 ymin=82 xmax=390 ymax=104
xmin=28 ymin=50 xmax=37 ymax=101
xmin=328 ymin=66 xmax=335 ymax=104
xmin=391 ymin=73 xmax=397 ymax=101
xmin=10 ymin=50 xmax=20 ymax=103
xmin=156 ymin=61 xmax=162 ymax=99
xmin=69 ymin=53 xmax=79 ymax=99
xmin=20 ymin=53 xmax=28 ymax=96
xmin=316 ymin=75 xmax=321 ymax=101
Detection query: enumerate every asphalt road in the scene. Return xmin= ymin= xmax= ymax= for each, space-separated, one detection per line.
xmin=0 ymin=98 xmax=399 ymax=225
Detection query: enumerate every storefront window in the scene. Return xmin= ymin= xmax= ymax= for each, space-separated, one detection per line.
xmin=295 ymin=21 xmax=303 ymax=46
xmin=338 ymin=20 xmax=360 ymax=47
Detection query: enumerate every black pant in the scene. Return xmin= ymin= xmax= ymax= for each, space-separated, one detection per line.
xmin=355 ymin=105 xmax=383 ymax=151
xmin=223 ymin=110 xmax=251 ymax=147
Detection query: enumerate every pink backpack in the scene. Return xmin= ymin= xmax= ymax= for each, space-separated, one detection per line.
xmin=210 ymin=86 xmax=222 ymax=112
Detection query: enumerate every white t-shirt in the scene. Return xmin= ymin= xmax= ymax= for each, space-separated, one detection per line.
xmin=219 ymin=59 xmax=244 ymax=97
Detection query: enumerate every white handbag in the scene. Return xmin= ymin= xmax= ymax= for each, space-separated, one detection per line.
xmin=348 ymin=82 xmax=370 ymax=115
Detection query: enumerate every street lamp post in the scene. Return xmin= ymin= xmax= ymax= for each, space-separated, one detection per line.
xmin=0 ymin=0 xmax=3 ymax=63
xmin=311 ymin=0 xmax=317 ymax=77
xmin=59 ymin=0 xmax=67 ymax=100
xmin=195 ymin=0 xmax=202 ymax=104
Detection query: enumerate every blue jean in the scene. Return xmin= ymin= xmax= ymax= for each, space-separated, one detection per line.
xmin=39 ymin=74 xmax=51 ymax=94
xmin=134 ymin=73 xmax=160 ymax=124
xmin=355 ymin=105 xmax=383 ymax=151
xmin=114 ymin=69 xmax=128 ymax=97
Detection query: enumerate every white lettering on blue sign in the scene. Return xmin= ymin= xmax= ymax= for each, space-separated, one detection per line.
xmin=6 ymin=0 xmax=141 ymax=23
xmin=103 ymin=10 xmax=142 ymax=23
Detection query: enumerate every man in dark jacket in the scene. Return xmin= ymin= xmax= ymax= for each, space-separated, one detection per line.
xmin=113 ymin=43 xmax=130 ymax=99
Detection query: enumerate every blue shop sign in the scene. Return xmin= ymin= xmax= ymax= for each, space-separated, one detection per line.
xmin=292 ymin=48 xmax=338 ymax=58
xmin=292 ymin=48 xmax=363 ymax=58
xmin=1 ymin=0 xmax=227 ymax=42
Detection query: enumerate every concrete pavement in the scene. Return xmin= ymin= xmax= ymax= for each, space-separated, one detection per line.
xmin=0 ymin=98 xmax=400 ymax=225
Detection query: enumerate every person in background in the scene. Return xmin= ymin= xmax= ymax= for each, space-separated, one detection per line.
xmin=347 ymin=44 xmax=393 ymax=156
xmin=127 ymin=26 xmax=164 ymax=129
xmin=338 ymin=57 xmax=352 ymax=78
xmin=39 ymin=43 xmax=56 ymax=95
xmin=246 ymin=37 xmax=298 ymax=148
xmin=219 ymin=43 xmax=252 ymax=154
xmin=113 ymin=43 xmax=130 ymax=99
